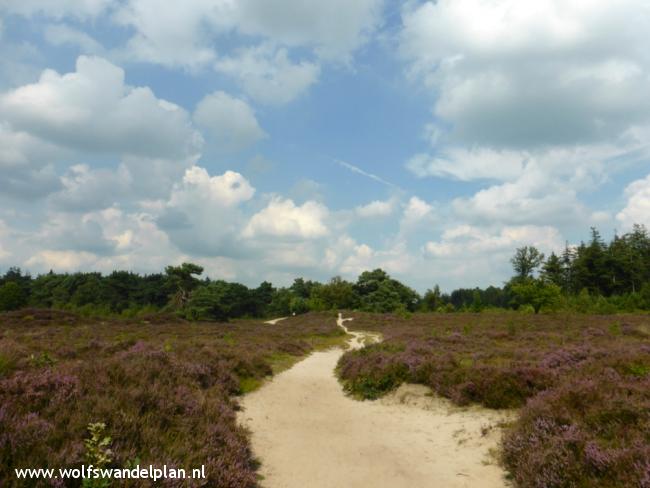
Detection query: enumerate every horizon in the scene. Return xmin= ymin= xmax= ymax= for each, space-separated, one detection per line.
xmin=1 ymin=1 xmax=650 ymax=292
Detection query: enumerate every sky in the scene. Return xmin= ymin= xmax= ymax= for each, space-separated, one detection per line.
xmin=1 ymin=0 xmax=649 ymax=292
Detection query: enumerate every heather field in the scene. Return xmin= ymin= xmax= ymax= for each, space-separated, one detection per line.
xmin=2 ymin=310 xmax=649 ymax=488
xmin=0 ymin=309 xmax=344 ymax=487
xmin=338 ymin=312 xmax=650 ymax=487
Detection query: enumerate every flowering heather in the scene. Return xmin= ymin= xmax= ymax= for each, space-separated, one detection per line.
xmin=0 ymin=309 xmax=343 ymax=487
xmin=338 ymin=311 xmax=650 ymax=487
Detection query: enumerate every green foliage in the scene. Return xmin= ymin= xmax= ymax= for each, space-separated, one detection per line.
xmin=541 ymin=252 xmax=564 ymax=287
xmin=184 ymin=282 xmax=231 ymax=321
xmin=28 ymin=352 xmax=56 ymax=368
xmin=165 ymin=263 xmax=203 ymax=307
xmin=511 ymin=246 xmax=545 ymax=279
xmin=355 ymin=269 xmax=419 ymax=313
xmin=0 ymin=282 xmax=28 ymax=311
xmin=0 ymin=354 xmax=14 ymax=377
xmin=310 ymin=276 xmax=358 ymax=310
xmin=83 ymin=422 xmax=113 ymax=488
xmin=421 ymin=285 xmax=441 ymax=311
xmin=510 ymin=278 xmax=561 ymax=314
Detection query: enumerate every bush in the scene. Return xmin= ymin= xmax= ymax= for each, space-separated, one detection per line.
xmin=0 ymin=282 xmax=27 ymax=312
xmin=503 ymin=374 xmax=650 ymax=488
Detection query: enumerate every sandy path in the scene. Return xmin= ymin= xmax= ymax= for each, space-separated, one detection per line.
xmin=265 ymin=317 xmax=288 ymax=325
xmin=238 ymin=314 xmax=511 ymax=488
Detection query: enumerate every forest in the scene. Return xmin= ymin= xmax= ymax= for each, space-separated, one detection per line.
xmin=2 ymin=224 xmax=650 ymax=318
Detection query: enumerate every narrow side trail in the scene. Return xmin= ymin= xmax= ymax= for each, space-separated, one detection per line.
xmin=264 ymin=317 xmax=288 ymax=325
xmin=238 ymin=314 xmax=511 ymax=488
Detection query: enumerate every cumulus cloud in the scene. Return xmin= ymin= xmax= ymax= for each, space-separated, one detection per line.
xmin=617 ymin=173 xmax=650 ymax=229
xmin=425 ymin=225 xmax=563 ymax=259
xmin=356 ymin=198 xmax=396 ymax=218
xmin=1 ymin=56 xmax=202 ymax=159
xmin=43 ymin=24 xmax=103 ymax=53
xmin=215 ymin=44 xmax=320 ymax=105
xmin=22 ymin=207 xmax=183 ymax=275
xmin=193 ymin=91 xmax=267 ymax=151
xmin=419 ymin=224 xmax=565 ymax=287
xmin=339 ymin=242 xmax=375 ymax=275
xmin=50 ymin=164 xmax=131 ymax=212
xmin=1 ymin=0 xmax=111 ymax=19
xmin=159 ymin=167 xmax=255 ymax=257
xmin=233 ymin=0 xmax=384 ymax=62
xmin=173 ymin=166 xmax=255 ymax=207
xmin=400 ymin=0 xmax=650 ymax=148
xmin=112 ymin=0 xmax=230 ymax=68
xmin=407 ymin=148 xmax=525 ymax=181
xmin=25 ymin=250 xmax=99 ymax=270
xmin=402 ymin=196 xmax=433 ymax=226
xmin=449 ymin=144 xmax=625 ymax=226
xmin=38 ymin=213 xmax=117 ymax=255
xmin=400 ymin=0 xmax=650 ymax=231
xmin=0 ymin=220 xmax=12 ymax=261
xmin=0 ymin=123 xmax=63 ymax=198
xmin=244 ymin=197 xmax=329 ymax=239
xmin=112 ymin=0 xmax=382 ymax=68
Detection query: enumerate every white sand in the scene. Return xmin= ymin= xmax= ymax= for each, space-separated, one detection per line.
xmin=265 ymin=317 xmax=288 ymax=325
xmin=238 ymin=314 xmax=512 ymax=488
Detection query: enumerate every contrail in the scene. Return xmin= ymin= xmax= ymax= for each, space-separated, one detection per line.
xmin=336 ymin=160 xmax=401 ymax=190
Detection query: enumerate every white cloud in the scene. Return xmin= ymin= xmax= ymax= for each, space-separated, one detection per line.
xmin=0 ymin=220 xmax=11 ymax=261
xmin=25 ymin=250 xmax=98 ymax=270
xmin=38 ymin=212 xmax=117 ymax=255
xmin=402 ymin=196 xmax=433 ymax=225
xmin=233 ymin=0 xmax=384 ymax=62
xmin=425 ymin=224 xmax=563 ymax=259
xmin=44 ymin=24 xmax=103 ymax=53
xmin=407 ymin=148 xmax=525 ymax=181
xmin=449 ymin=144 xmax=627 ymax=226
xmin=112 ymin=0 xmax=231 ymax=69
xmin=400 ymin=0 xmax=650 ymax=233
xmin=290 ymin=179 xmax=324 ymax=203
xmin=339 ymin=243 xmax=375 ymax=275
xmin=112 ymin=0 xmax=382 ymax=68
xmin=193 ymin=91 xmax=267 ymax=151
xmin=418 ymin=224 xmax=565 ymax=287
xmin=50 ymin=164 xmax=131 ymax=212
xmin=400 ymin=0 xmax=650 ymax=148
xmin=356 ymin=198 xmax=396 ymax=218
xmin=159 ymin=167 xmax=255 ymax=257
xmin=244 ymin=197 xmax=329 ymax=239
xmin=172 ymin=167 xmax=255 ymax=208
xmin=1 ymin=0 xmax=111 ymax=19
xmin=21 ymin=206 xmax=183 ymax=275
xmin=0 ymin=123 xmax=63 ymax=198
xmin=617 ymin=173 xmax=650 ymax=229
xmin=1 ymin=56 xmax=202 ymax=159
xmin=215 ymin=44 xmax=320 ymax=105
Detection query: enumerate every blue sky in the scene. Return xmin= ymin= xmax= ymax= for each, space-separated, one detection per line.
xmin=1 ymin=0 xmax=649 ymax=292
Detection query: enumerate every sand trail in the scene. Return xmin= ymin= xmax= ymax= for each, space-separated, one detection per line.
xmin=264 ymin=317 xmax=288 ymax=325
xmin=238 ymin=313 xmax=511 ymax=488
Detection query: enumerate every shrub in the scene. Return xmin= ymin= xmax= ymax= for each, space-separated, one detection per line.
xmin=503 ymin=374 xmax=650 ymax=488
xmin=0 ymin=282 xmax=27 ymax=312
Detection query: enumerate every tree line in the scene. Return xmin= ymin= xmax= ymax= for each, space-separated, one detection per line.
xmin=1 ymin=224 xmax=649 ymax=318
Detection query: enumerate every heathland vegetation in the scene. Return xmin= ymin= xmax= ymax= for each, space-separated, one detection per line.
xmin=0 ymin=310 xmax=345 ymax=487
xmin=337 ymin=313 xmax=649 ymax=487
